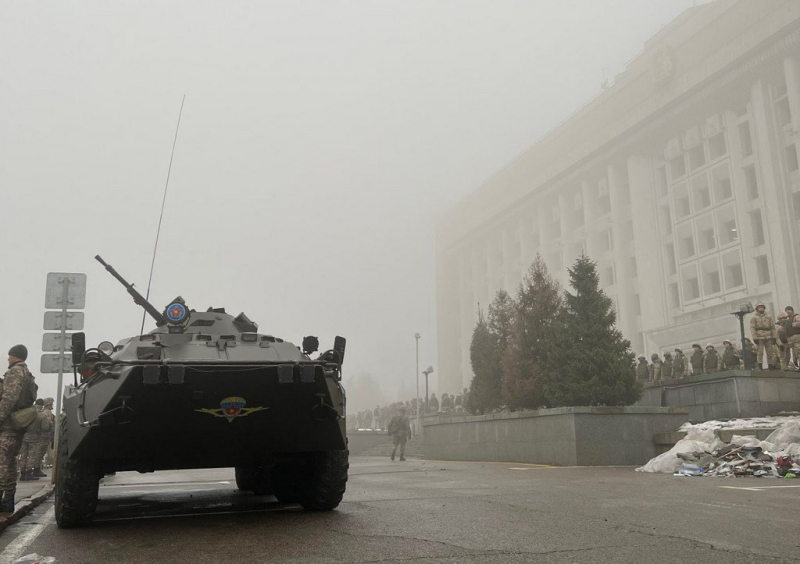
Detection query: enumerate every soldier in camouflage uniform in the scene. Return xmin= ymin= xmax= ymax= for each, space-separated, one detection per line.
xmin=721 ymin=340 xmax=741 ymax=371
xmin=750 ymin=302 xmax=779 ymax=369
xmin=703 ymin=344 xmax=720 ymax=373
xmin=387 ymin=406 xmax=412 ymax=461
xmin=742 ymin=338 xmax=758 ymax=369
xmin=636 ymin=356 xmax=649 ymax=382
xmin=18 ymin=399 xmax=44 ymax=481
xmin=785 ymin=306 xmax=800 ymax=370
xmin=32 ymin=398 xmax=53 ymax=477
xmin=648 ymin=353 xmax=663 ymax=384
xmin=690 ymin=344 xmax=704 ymax=376
xmin=0 ymin=345 xmax=37 ymax=513
xmin=672 ymin=348 xmax=687 ymax=380
xmin=662 ymin=352 xmax=674 ymax=381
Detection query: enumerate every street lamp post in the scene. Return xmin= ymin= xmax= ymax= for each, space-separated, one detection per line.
xmin=414 ymin=333 xmax=420 ymax=436
xmin=731 ymin=301 xmax=754 ymax=368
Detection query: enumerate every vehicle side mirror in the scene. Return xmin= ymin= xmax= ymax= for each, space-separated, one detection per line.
xmin=71 ymin=332 xmax=86 ymax=365
xmin=333 ymin=336 xmax=346 ymax=366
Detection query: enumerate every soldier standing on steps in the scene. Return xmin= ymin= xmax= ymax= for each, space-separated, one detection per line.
xmin=721 ymin=340 xmax=741 ymax=371
xmin=387 ymin=406 xmax=411 ymax=462
xmin=750 ymin=302 xmax=779 ymax=369
xmin=648 ymin=353 xmax=663 ymax=384
xmin=690 ymin=344 xmax=704 ymax=376
xmin=673 ymin=349 xmax=687 ymax=380
xmin=636 ymin=356 xmax=649 ymax=382
xmin=662 ymin=352 xmax=674 ymax=381
xmin=703 ymin=344 xmax=720 ymax=373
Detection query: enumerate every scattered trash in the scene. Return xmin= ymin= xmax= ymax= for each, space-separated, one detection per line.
xmin=13 ymin=555 xmax=56 ymax=564
xmin=639 ymin=418 xmax=800 ymax=478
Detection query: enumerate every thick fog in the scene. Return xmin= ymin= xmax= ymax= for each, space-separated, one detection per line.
xmin=0 ymin=0 xmax=700 ymax=410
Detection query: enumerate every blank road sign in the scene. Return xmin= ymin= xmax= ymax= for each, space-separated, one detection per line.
xmin=43 ymin=311 xmax=84 ymax=331
xmin=45 ymin=273 xmax=87 ymax=309
xmin=40 ymin=354 xmax=72 ymax=374
xmin=42 ymin=333 xmax=73 ymax=352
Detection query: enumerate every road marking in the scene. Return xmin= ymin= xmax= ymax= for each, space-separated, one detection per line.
xmin=720 ymin=485 xmax=800 ymax=492
xmin=102 ymin=481 xmax=231 ymax=489
xmin=0 ymin=506 xmax=55 ymax=564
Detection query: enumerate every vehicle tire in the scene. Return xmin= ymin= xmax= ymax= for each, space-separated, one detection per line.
xmin=236 ymin=466 xmax=272 ymax=496
xmin=298 ymin=449 xmax=349 ymax=511
xmin=54 ymin=417 xmax=100 ymax=528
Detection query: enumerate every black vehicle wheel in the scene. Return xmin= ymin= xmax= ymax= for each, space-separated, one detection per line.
xmin=271 ymin=464 xmax=300 ymax=504
xmin=298 ymin=449 xmax=349 ymax=511
xmin=55 ymin=418 xmax=100 ymax=528
xmin=236 ymin=466 xmax=272 ymax=496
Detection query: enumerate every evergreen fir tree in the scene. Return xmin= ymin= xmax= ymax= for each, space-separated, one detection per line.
xmin=467 ymin=307 xmax=497 ymax=414
xmin=546 ymin=254 xmax=641 ymax=407
xmin=501 ymin=255 xmax=563 ymax=410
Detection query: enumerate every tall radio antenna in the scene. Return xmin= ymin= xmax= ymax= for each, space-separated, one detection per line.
xmin=140 ymin=95 xmax=186 ymax=334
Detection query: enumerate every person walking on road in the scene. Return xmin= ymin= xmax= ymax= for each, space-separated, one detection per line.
xmin=0 ymin=345 xmax=37 ymax=513
xmin=387 ymin=407 xmax=412 ymax=462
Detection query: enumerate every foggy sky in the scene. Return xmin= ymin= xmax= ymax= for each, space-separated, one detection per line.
xmin=0 ymin=0 xmax=702 ymax=408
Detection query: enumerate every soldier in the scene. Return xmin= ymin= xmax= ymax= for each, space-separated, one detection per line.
xmin=636 ymin=356 xmax=649 ymax=382
xmin=673 ymin=349 xmax=687 ymax=380
xmin=690 ymin=344 xmax=704 ymax=376
xmin=742 ymin=338 xmax=758 ymax=369
xmin=786 ymin=306 xmax=800 ymax=370
xmin=387 ymin=406 xmax=412 ymax=461
xmin=372 ymin=405 xmax=380 ymax=431
xmin=363 ymin=409 xmax=372 ymax=431
xmin=703 ymin=344 xmax=720 ymax=373
xmin=428 ymin=393 xmax=439 ymax=414
xmin=454 ymin=391 xmax=463 ymax=412
xmin=462 ymin=388 xmax=470 ymax=413
xmin=441 ymin=393 xmax=453 ymax=412
xmin=750 ymin=302 xmax=779 ymax=369
xmin=40 ymin=399 xmax=55 ymax=469
xmin=18 ymin=399 xmax=44 ymax=481
xmin=648 ymin=353 xmax=663 ymax=384
xmin=0 ymin=345 xmax=37 ymax=513
xmin=721 ymin=340 xmax=741 ymax=371
xmin=662 ymin=352 xmax=674 ymax=381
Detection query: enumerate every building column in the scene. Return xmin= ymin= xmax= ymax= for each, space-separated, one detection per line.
xmin=784 ymin=57 xmax=800 ymax=165
xmin=607 ymin=164 xmax=634 ymax=345
xmin=582 ymin=180 xmax=598 ymax=259
xmin=627 ymin=155 xmax=665 ymax=348
xmin=751 ymin=79 xmax=799 ymax=309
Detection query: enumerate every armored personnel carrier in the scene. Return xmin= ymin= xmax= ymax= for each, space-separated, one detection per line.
xmin=55 ymin=256 xmax=348 ymax=528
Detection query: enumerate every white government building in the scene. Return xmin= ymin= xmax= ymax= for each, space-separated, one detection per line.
xmin=435 ymin=0 xmax=800 ymax=396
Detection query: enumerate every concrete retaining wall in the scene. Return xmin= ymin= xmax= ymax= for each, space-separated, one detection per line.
xmin=422 ymin=406 xmax=689 ymax=466
xmin=635 ymin=370 xmax=800 ymax=421
xmin=348 ymin=430 xmax=391 ymax=455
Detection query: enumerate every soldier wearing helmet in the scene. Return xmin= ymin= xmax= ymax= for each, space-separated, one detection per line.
xmin=662 ymin=352 xmax=674 ymax=381
xmin=750 ymin=302 xmax=779 ymax=369
xmin=721 ymin=340 xmax=741 ymax=370
xmin=785 ymin=306 xmax=800 ymax=370
xmin=636 ymin=356 xmax=649 ymax=382
xmin=690 ymin=344 xmax=704 ymax=376
xmin=777 ymin=312 xmax=790 ymax=371
xmin=673 ymin=349 xmax=687 ymax=380
xmin=703 ymin=344 xmax=720 ymax=373
xmin=648 ymin=353 xmax=663 ymax=384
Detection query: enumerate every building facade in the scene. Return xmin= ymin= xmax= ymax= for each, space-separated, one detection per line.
xmin=436 ymin=0 xmax=800 ymax=396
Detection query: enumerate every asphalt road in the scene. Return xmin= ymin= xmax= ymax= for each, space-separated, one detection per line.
xmin=0 ymin=456 xmax=798 ymax=563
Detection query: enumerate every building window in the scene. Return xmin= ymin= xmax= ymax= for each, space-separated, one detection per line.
xmin=786 ymin=145 xmax=799 ymax=172
xmin=712 ymin=164 xmax=733 ymax=202
xmin=681 ymin=264 xmax=700 ymax=301
xmin=755 ymin=255 xmax=770 ymax=285
xmin=692 ymin=173 xmax=712 ymax=212
xmin=673 ymin=181 xmax=691 ymax=219
xmin=744 ymin=165 xmax=759 ymax=200
xmin=688 ymin=144 xmax=706 ymax=171
xmin=722 ymin=250 xmax=744 ymax=290
xmin=697 ymin=219 xmax=716 ymax=254
xmin=659 ymin=204 xmax=672 ymax=235
xmin=677 ymin=222 xmax=695 ymax=261
xmin=776 ymin=97 xmax=792 ymax=128
xmin=668 ymin=282 xmax=680 ymax=309
xmin=700 ymin=258 xmax=722 ymax=296
xmin=669 ymin=155 xmax=687 ymax=180
xmin=716 ymin=205 xmax=738 ymax=246
xmin=750 ymin=210 xmax=765 ymax=246
xmin=599 ymin=229 xmax=613 ymax=252
xmin=601 ymin=265 xmax=615 ymax=287
xmin=739 ymin=122 xmax=753 ymax=158
xmin=708 ymin=133 xmax=727 ymax=161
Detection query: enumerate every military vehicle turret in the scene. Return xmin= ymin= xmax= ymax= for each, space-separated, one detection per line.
xmin=55 ymin=256 xmax=348 ymax=528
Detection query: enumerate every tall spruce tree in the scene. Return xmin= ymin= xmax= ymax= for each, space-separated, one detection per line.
xmin=467 ymin=290 xmax=514 ymax=414
xmin=467 ymin=307 xmax=497 ymax=414
xmin=546 ymin=254 xmax=641 ymax=407
xmin=501 ymin=255 xmax=563 ymax=410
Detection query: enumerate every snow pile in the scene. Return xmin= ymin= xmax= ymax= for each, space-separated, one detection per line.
xmin=679 ymin=415 xmax=800 ymax=433
xmin=636 ymin=429 xmax=723 ymax=474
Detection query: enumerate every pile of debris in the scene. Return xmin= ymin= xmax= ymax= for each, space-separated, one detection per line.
xmin=637 ymin=418 xmax=800 ymax=478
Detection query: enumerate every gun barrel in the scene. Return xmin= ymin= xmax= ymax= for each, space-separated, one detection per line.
xmin=95 ymin=256 xmax=165 ymax=326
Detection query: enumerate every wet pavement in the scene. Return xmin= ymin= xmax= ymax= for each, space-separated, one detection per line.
xmin=0 ymin=456 xmax=798 ymax=563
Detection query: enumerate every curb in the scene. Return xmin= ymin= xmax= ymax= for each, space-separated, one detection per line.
xmin=0 ymin=485 xmax=54 ymax=534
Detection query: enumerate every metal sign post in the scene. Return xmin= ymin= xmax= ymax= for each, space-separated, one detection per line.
xmin=42 ymin=273 xmax=86 ymax=455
